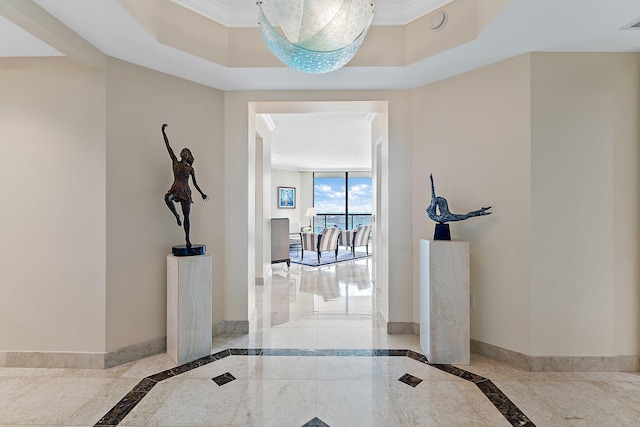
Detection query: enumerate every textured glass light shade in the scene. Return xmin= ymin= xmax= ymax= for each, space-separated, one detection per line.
xmin=258 ymin=0 xmax=375 ymax=74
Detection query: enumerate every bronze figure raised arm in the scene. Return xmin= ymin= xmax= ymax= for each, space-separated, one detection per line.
xmin=162 ymin=124 xmax=208 ymax=249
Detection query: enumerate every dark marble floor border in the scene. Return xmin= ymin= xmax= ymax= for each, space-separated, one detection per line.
xmin=95 ymin=348 xmax=535 ymax=427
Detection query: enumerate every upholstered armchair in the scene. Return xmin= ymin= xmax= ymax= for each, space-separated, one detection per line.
xmin=338 ymin=229 xmax=354 ymax=250
xmin=350 ymin=225 xmax=372 ymax=256
xmin=301 ymin=227 xmax=341 ymax=263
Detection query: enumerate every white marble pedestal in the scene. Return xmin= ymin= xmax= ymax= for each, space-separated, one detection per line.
xmin=167 ymin=254 xmax=212 ymax=365
xmin=420 ymin=239 xmax=470 ymax=364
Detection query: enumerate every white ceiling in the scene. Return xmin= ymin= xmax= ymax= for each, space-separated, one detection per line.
xmin=5 ymin=0 xmax=636 ymax=92
xmin=266 ymin=113 xmax=373 ymax=171
xmin=2 ymin=0 xmax=640 ymax=171
xmin=0 ymin=13 xmax=59 ymax=56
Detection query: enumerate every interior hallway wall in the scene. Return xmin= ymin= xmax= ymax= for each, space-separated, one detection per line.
xmin=413 ymin=52 xmax=640 ymax=358
xmin=371 ymin=113 xmax=390 ymax=323
xmin=412 ymin=55 xmax=533 ymax=354
xmin=530 ymin=52 xmax=640 ymax=357
xmin=299 ymin=172 xmax=314 ymax=229
xmin=105 ymin=58 xmax=225 ymax=352
xmin=256 ymin=115 xmax=273 ymax=281
xmin=271 ymin=169 xmax=302 ymax=230
xmin=5 ymin=51 xmax=637 ymax=365
xmin=0 ymin=57 xmax=107 ymax=352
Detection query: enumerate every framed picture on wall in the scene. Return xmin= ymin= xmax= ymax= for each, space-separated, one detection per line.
xmin=278 ymin=186 xmax=296 ymax=209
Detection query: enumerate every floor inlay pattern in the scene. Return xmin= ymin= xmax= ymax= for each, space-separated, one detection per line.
xmin=398 ymin=372 xmax=423 ymax=387
xmin=301 ymin=416 xmax=330 ymax=427
xmin=95 ymin=348 xmax=535 ymax=427
xmin=212 ymin=372 xmax=236 ymax=386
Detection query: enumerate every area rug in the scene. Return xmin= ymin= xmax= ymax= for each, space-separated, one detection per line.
xmin=290 ymin=248 xmax=371 ymax=267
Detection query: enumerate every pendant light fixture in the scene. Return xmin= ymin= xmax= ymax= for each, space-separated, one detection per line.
xmin=257 ymin=0 xmax=376 ymax=74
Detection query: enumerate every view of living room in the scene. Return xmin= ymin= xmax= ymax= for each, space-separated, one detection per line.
xmin=259 ymin=110 xmax=376 ymax=319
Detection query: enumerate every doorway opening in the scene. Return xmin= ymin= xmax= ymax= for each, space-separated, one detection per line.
xmin=249 ymin=100 xmax=389 ymax=327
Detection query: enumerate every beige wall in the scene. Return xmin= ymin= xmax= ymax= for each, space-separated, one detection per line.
xmin=530 ymin=53 xmax=640 ymax=356
xmin=0 ymin=57 xmax=107 ymax=352
xmin=371 ymin=113 xmax=390 ymax=322
xmin=413 ymin=52 xmax=640 ymax=357
xmin=412 ymin=55 xmax=533 ymax=353
xmin=0 ymin=57 xmax=225 ymax=355
xmin=271 ymin=169 xmax=302 ymax=229
xmin=255 ymin=115 xmax=273 ymax=280
xmin=105 ymin=58 xmax=225 ymax=351
xmin=3 ymin=51 xmax=640 ymax=361
xmin=299 ymin=172 xmax=314 ymax=227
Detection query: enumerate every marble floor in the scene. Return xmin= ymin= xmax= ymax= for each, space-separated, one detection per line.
xmin=1 ymin=258 xmax=640 ymax=426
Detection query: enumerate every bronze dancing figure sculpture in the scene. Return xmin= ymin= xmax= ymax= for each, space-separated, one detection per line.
xmin=162 ymin=124 xmax=208 ymax=249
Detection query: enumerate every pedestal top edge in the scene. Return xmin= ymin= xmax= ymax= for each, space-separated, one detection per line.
xmin=167 ymin=253 xmax=212 ymax=258
xmin=419 ymin=238 xmax=470 ymax=243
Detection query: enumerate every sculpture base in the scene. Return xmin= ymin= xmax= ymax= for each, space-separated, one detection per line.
xmin=434 ymin=223 xmax=451 ymax=241
xmin=420 ymin=239 xmax=470 ymax=364
xmin=172 ymin=244 xmax=206 ymax=256
xmin=167 ymin=254 xmax=212 ymax=364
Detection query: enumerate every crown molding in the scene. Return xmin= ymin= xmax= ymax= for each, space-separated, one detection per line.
xmin=170 ymin=0 xmax=229 ymax=25
xmin=375 ymin=0 xmax=454 ymax=25
xmin=403 ymin=0 xmax=454 ymax=23
xmin=171 ymin=0 xmax=456 ymax=28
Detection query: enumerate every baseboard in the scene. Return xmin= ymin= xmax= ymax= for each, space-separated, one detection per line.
xmin=0 ymin=320 xmax=254 ymax=370
xmin=9 ymin=331 xmax=634 ymax=372
xmin=214 ymin=320 xmax=250 ymax=335
xmin=471 ymin=339 xmax=533 ymax=371
xmin=618 ymin=356 xmax=640 ymax=372
xmin=0 ymin=350 xmax=106 ymax=369
xmin=104 ymin=336 xmax=166 ymax=368
xmin=471 ymin=339 xmax=640 ymax=372
xmin=214 ymin=321 xmax=227 ymax=336
xmin=255 ymin=268 xmax=273 ymax=286
xmin=387 ymin=322 xmax=415 ymax=334
xmin=0 ymin=336 xmax=167 ymax=370
xmin=376 ymin=310 xmax=419 ymax=335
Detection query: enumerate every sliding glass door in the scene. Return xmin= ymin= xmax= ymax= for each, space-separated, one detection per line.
xmin=313 ymin=172 xmax=372 ymax=233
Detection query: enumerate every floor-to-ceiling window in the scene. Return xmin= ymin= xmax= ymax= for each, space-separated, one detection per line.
xmin=312 ymin=172 xmax=372 ymax=232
